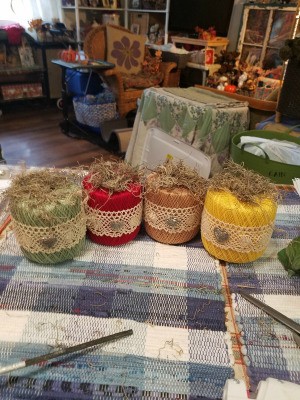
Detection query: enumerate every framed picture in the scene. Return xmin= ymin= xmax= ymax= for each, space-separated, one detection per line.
xmin=205 ymin=49 xmax=214 ymax=65
xmin=130 ymin=0 xmax=141 ymax=9
xmin=18 ymin=46 xmax=35 ymax=68
xmin=0 ymin=44 xmax=6 ymax=65
xmin=130 ymin=23 xmax=140 ymax=34
xmin=130 ymin=12 xmax=149 ymax=35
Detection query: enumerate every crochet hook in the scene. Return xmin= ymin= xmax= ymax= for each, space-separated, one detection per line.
xmin=239 ymin=291 xmax=300 ymax=346
xmin=0 ymin=329 xmax=133 ymax=375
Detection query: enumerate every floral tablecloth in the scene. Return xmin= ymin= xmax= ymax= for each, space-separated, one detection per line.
xmin=125 ymin=87 xmax=249 ymax=175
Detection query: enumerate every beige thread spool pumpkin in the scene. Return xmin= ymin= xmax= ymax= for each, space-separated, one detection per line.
xmin=201 ymin=189 xmax=277 ymax=263
xmin=144 ymin=173 xmax=204 ymax=244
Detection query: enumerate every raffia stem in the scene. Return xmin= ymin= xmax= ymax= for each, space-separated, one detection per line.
xmin=145 ymin=159 xmax=208 ymax=201
xmin=208 ymin=160 xmax=279 ymax=204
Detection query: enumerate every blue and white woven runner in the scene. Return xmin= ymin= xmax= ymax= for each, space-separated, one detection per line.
xmin=227 ymin=188 xmax=300 ymax=393
xmin=0 ymin=227 xmax=233 ymax=399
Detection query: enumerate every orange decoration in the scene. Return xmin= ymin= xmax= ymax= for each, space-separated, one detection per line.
xmin=224 ymin=85 xmax=237 ymax=93
xmin=58 ymin=46 xmax=78 ymax=63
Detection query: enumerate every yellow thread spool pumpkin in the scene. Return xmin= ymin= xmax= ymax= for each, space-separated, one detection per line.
xmin=201 ymin=189 xmax=277 ymax=263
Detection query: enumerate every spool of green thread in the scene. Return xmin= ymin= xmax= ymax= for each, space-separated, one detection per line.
xmin=7 ymin=169 xmax=86 ymax=264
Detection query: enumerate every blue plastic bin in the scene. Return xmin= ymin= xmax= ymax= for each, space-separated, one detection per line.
xmin=66 ymin=69 xmax=103 ymax=96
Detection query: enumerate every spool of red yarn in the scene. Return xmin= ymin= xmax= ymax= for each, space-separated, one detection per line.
xmin=83 ymin=177 xmax=142 ymax=246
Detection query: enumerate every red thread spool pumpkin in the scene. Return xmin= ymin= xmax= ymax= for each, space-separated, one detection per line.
xmin=83 ymin=177 xmax=143 ymax=246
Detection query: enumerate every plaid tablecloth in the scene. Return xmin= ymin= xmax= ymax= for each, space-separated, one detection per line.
xmin=0 ymin=217 xmax=233 ymax=399
xmin=0 ymin=186 xmax=299 ymax=399
xmin=225 ymin=187 xmax=300 ymax=393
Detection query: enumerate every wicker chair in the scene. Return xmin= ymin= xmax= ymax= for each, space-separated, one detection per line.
xmin=83 ymin=24 xmax=178 ymax=118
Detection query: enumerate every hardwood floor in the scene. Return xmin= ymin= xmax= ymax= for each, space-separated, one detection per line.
xmin=0 ymin=101 xmax=122 ymax=168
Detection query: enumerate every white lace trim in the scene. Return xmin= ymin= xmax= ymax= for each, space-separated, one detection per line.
xmin=201 ymin=208 xmax=274 ymax=253
xmin=85 ymin=201 xmax=142 ymax=237
xmin=11 ymin=208 xmax=87 ymax=254
xmin=144 ymin=198 xmax=201 ymax=234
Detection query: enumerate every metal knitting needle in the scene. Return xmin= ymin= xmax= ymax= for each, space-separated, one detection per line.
xmin=0 ymin=329 xmax=133 ymax=375
xmin=239 ymin=291 xmax=300 ymax=346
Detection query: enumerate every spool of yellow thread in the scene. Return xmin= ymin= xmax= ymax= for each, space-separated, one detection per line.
xmin=201 ymin=189 xmax=277 ymax=263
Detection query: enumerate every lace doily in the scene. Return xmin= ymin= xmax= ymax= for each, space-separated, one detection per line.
xmin=201 ymin=208 xmax=274 ymax=253
xmin=12 ymin=208 xmax=87 ymax=254
xmin=86 ymin=201 xmax=142 ymax=237
xmin=144 ymin=198 xmax=201 ymax=234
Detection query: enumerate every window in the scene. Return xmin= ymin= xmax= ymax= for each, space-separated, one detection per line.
xmin=1 ymin=0 xmax=62 ymax=29
xmin=237 ymin=4 xmax=296 ymax=69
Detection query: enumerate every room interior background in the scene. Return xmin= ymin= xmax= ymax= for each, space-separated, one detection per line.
xmin=2 ymin=0 xmax=248 ymax=52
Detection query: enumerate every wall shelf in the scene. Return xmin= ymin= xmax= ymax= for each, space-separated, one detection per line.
xmin=60 ymin=0 xmax=170 ymax=44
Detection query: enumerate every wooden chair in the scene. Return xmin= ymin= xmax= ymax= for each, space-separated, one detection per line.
xmin=83 ymin=24 xmax=178 ymax=118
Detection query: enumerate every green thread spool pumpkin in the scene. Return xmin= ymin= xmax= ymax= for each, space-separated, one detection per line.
xmin=7 ymin=169 xmax=86 ymax=264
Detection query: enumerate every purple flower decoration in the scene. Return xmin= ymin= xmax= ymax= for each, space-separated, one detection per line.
xmin=111 ymin=36 xmax=141 ymax=70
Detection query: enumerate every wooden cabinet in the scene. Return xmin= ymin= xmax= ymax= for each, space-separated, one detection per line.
xmin=60 ymin=0 xmax=170 ymax=44
xmin=0 ymin=34 xmax=45 ymax=103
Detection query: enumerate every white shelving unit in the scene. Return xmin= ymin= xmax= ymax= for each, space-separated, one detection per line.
xmin=60 ymin=0 xmax=170 ymax=44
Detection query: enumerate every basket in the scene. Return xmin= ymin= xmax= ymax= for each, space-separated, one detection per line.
xmin=73 ymin=93 xmax=117 ymax=128
xmin=231 ymin=129 xmax=300 ymax=184
xmin=277 ymin=58 xmax=300 ymax=119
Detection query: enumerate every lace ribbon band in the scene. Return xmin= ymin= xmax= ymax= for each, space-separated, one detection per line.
xmin=201 ymin=208 xmax=274 ymax=253
xmin=85 ymin=202 xmax=142 ymax=237
xmin=11 ymin=208 xmax=87 ymax=254
xmin=144 ymin=198 xmax=201 ymax=234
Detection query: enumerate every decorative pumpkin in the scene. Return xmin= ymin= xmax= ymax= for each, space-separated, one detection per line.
xmin=201 ymin=190 xmax=277 ymax=263
xmin=201 ymin=162 xmax=278 ymax=263
xmin=224 ymin=84 xmax=237 ymax=93
xmin=5 ymin=169 xmax=86 ymax=264
xmin=83 ymin=159 xmax=143 ymax=246
xmin=144 ymin=160 xmax=207 ymax=245
xmin=58 ymin=46 xmax=78 ymax=63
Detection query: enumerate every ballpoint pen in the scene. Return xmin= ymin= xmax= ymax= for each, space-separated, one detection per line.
xmin=239 ymin=291 xmax=300 ymax=346
xmin=0 ymin=329 xmax=133 ymax=375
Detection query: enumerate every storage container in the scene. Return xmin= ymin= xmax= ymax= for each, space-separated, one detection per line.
xmin=73 ymin=89 xmax=117 ymax=128
xmin=66 ymin=69 xmax=103 ymax=96
xmin=231 ymin=129 xmax=300 ymax=184
xmin=149 ymin=48 xmax=191 ymax=69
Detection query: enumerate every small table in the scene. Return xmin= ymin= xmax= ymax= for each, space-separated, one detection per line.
xmin=51 ymin=59 xmax=115 ymax=141
xmin=125 ymin=87 xmax=249 ymax=174
xmin=171 ymin=36 xmax=229 ymax=52
xmin=171 ymin=36 xmax=229 ymax=85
